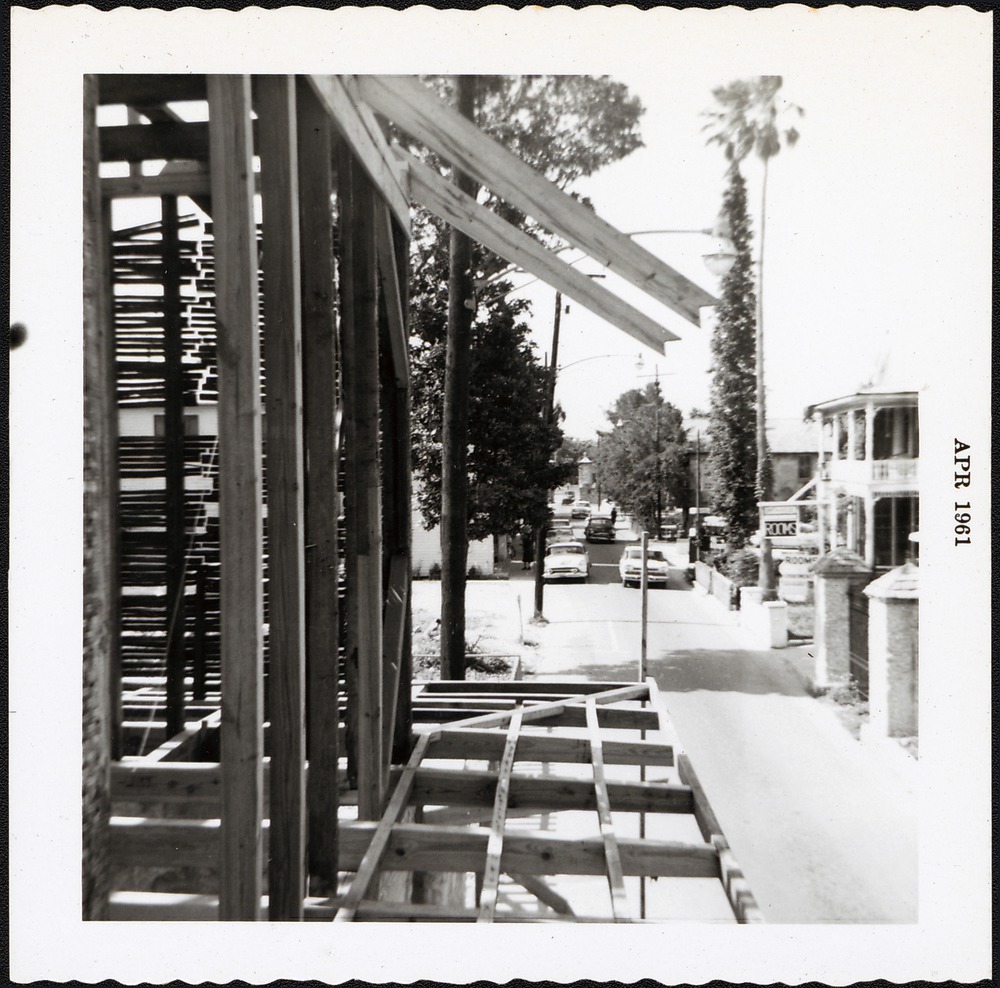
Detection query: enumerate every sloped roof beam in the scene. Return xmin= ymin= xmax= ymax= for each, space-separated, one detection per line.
xmin=404 ymin=151 xmax=680 ymax=350
xmin=357 ymin=74 xmax=716 ymax=327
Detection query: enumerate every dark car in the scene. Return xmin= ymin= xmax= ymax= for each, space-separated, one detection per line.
xmin=584 ymin=515 xmax=616 ymax=543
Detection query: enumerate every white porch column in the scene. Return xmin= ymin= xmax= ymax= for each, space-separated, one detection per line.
xmin=847 ymin=409 xmax=857 ymax=460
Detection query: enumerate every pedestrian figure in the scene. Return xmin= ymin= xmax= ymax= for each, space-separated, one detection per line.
xmin=521 ymin=526 xmax=535 ymax=569
xmin=610 ymin=507 xmax=618 ymax=526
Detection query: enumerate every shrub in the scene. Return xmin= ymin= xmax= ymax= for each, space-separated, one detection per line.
xmin=428 ymin=562 xmax=442 ymax=580
xmin=714 ymin=546 xmax=760 ymax=589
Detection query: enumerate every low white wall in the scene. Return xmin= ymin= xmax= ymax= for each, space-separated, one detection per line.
xmin=739 ymin=588 xmax=788 ymax=649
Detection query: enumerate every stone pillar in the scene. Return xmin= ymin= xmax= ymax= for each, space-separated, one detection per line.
xmin=810 ymin=548 xmax=871 ymax=689
xmin=864 ymin=563 xmax=919 ymax=738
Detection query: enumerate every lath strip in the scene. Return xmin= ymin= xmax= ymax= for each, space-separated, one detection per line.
xmin=334 ymin=732 xmax=431 ymax=922
xmin=477 ymin=706 xmax=523 ymax=923
xmin=433 ymin=682 xmax=648 ymax=736
xmin=585 ymin=697 xmax=631 ymax=922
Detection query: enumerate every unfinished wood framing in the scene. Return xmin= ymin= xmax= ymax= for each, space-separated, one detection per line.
xmin=207 ymin=74 xmax=266 ymax=921
xmin=256 ymin=74 xmax=308 ymax=921
xmin=85 ymin=74 xmax=759 ymax=925
xmin=296 ymin=77 xmax=342 ymax=895
xmin=358 ymin=74 xmax=716 ymax=325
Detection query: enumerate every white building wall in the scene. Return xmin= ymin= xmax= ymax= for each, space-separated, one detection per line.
xmin=411 ymin=500 xmax=494 ymax=578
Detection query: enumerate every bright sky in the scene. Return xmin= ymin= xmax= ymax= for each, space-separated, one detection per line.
xmin=504 ymin=16 xmax=992 ymax=439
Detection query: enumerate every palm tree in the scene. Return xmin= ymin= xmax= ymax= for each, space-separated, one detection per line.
xmin=703 ymin=76 xmax=803 ymax=501
xmin=704 ymin=77 xmax=803 ymax=599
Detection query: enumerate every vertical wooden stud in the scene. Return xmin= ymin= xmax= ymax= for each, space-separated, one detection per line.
xmin=207 ymin=74 xmax=265 ymax=922
xmin=343 ymin=153 xmax=384 ymax=819
xmin=296 ymin=77 xmax=341 ymax=894
xmin=162 ymin=194 xmax=188 ymax=739
xmin=82 ymin=73 xmax=116 ymax=920
xmin=256 ymin=74 xmax=308 ymax=921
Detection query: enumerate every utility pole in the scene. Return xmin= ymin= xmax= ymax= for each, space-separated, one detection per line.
xmin=654 ymin=368 xmax=662 ymax=536
xmin=440 ymin=75 xmax=477 ymax=679
xmin=532 ymin=290 xmax=561 ymax=624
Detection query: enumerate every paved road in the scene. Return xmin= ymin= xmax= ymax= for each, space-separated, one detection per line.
xmin=520 ymin=554 xmax=919 ymax=923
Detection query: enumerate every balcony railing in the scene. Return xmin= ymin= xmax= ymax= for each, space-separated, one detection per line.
xmin=825 ymin=457 xmax=919 ymax=486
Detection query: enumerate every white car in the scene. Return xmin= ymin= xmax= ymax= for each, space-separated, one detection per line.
xmin=570 ymin=499 xmax=592 ymax=520
xmin=543 ymin=541 xmax=591 ymax=582
xmin=618 ymin=546 xmax=670 ymax=588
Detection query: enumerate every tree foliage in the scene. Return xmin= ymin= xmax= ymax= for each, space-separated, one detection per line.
xmin=407 ymin=75 xmax=646 ymax=540
xmin=706 ymin=165 xmax=758 ymax=547
xmin=411 ymin=305 xmax=569 ymax=539
xmin=593 ymin=383 xmax=689 ymax=534
xmin=702 ymin=76 xmax=802 ymax=166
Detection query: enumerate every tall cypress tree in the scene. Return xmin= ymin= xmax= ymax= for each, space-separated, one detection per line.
xmin=707 ymin=165 xmax=759 ymax=547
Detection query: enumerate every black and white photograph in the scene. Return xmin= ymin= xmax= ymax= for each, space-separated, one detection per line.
xmin=8 ymin=4 xmax=991 ymax=984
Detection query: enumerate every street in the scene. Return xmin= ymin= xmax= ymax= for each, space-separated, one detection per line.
xmin=506 ymin=525 xmax=919 ymax=923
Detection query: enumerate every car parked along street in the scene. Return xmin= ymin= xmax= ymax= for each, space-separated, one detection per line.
xmin=543 ymin=541 xmax=591 ymax=582
xmin=618 ymin=545 xmax=670 ymax=587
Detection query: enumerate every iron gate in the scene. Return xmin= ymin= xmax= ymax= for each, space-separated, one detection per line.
xmin=847 ymin=581 xmax=870 ymax=699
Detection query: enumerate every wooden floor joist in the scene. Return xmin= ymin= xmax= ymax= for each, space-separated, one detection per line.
xmin=585 ymin=697 xmax=630 ymax=922
xmin=477 ymin=706 xmax=522 ymax=922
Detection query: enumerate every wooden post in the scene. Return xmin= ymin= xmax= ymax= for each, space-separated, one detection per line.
xmin=207 ymin=74 xmax=265 ymax=921
xmin=83 ymin=73 xmax=116 ymax=920
xmin=639 ymin=531 xmax=649 ymax=681
xmin=343 ymin=152 xmax=385 ymax=819
xmin=296 ymin=78 xmax=340 ymax=895
xmin=192 ymin=562 xmax=207 ymax=702
xmin=256 ymin=74 xmax=307 ymax=921
xmin=162 ymin=194 xmax=187 ymax=739
xmin=390 ymin=219 xmax=413 ymax=764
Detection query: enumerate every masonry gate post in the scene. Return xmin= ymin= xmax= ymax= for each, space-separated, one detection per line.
xmin=810 ymin=547 xmax=871 ymax=690
xmin=863 ymin=563 xmax=919 ymax=738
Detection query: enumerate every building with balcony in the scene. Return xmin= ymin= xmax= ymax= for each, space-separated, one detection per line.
xmin=808 ymin=388 xmax=919 ymax=570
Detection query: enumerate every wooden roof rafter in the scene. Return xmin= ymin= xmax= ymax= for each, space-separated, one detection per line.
xmin=356 ymin=74 xmax=718 ymax=327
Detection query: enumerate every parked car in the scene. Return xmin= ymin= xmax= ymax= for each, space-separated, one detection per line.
xmin=545 ymin=524 xmax=575 ymax=545
xmin=570 ymin=499 xmax=592 ymax=520
xmin=543 ymin=541 xmax=591 ymax=582
xmin=585 ymin=515 xmax=616 ymax=543
xmin=658 ymin=521 xmax=679 ymax=541
xmin=618 ymin=546 xmax=670 ymax=588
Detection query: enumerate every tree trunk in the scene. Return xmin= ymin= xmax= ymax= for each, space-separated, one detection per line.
xmin=440 ymin=75 xmax=477 ymax=679
xmin=757 ymin=157 xmax=777 ymax=600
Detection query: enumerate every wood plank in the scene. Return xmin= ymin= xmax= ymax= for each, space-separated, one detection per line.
xmin=433 ymin=682 xmax=649 ymax=735
xmin=207 ymin=73 xmax=265 ymax=922
xmin=344 ymin=154 xmax=385 ymax=819
xmin=102 ymin=170 xmax=214 ymax=200
xmin=381 ymin=553 xmax=409 ymax=761
xmin=306 ymin=75 xmax=410 ymax=231
xmin=358 ymin=75 xmax=716 ymax=325
xmin=509 ymin=872 xmax=575 ymax=917
xmin=477 ymin=707 xmax=523 ymax=922
xmin=713 ymin=835 xmax=766 ymax=924
xmin=414 ymin=704 xmax=660 ymax=732
xmin=397 ymin=766 xmax=693 ymax=815
xmin=99 ymin=121 xmax=213 ymax=163
xmin=424 ymin=727 xmax=673 ymax=767
xmin=256 ymin=75 xmax=308 ymax=922
xmin=162 ymin=195 xmax=187 ymax=739
xmin=109 ymin=816 xmax=718 ymax=880
xmin=340 ymin=822 xmax=719 ymax=879
xmin=404 ymin=151 xmax=679 ymax=351
xmin=143 ymin=709 xmax=221 ymax=763
xmin=297 ymin=76 xmax=341 ymax=895
xmin=676 ymin=753 xmax=723 ymax=844
xmin=585 ymin=698 xmax=631 ymax=921
xmin=416 ymin=679 xmax=638 ymax=695
xmin=375 ymin=203 xmax=409 ymax=387
xmin=111 ymin=762 xmax=222 ymax=806
xmin=334 ymin=733 xmax=432 ymax=922
xmin=97 ymin=73 xmax=207 ymax=106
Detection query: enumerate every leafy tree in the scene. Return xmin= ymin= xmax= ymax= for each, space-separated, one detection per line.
xmin=411 ymin=304 xmax=568 ymax=540
xmin=594 ymin=383 xmax=689 ymax=534
xmin=403 ymin=75 xmax=646 ymax=671
xmin=706 ymin=165 xmax=758 ymax=548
